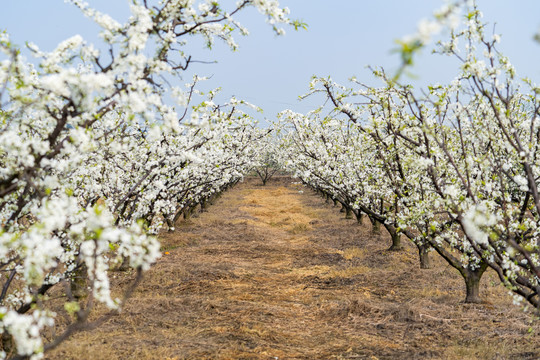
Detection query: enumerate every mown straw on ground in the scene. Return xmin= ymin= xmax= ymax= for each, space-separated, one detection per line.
xmin=47 ymin=177 xmax=540 ymax=360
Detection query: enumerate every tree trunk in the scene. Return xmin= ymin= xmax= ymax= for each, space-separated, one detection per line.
xmin=166 ymin=217 xmax=175 ymax=232
xmin=116 ymin=256 xmax=130 ymax=272
xmin=333 ymin=198 xmax=338 ymax=207
xmin=355 ymin=211 xmax=364 ymax=224
xmin=345 ymin=207 xmax=354 ymax=219
xmin=340 ymin=204 xmax=346 ymax=213
xmin=370 ymin=217 xmax=381 ymax=235
xmin=183 ymin=206 xmax=195 ymax=220
xmin=173 ymin=208 xmax=184 ymax=223
xmin=418 ymin=243 xmax=430 ymax=269
xmin=384 ymin=223 xmax=402 ymax=251
xmin=461 ymin=262 xmax=488 ymax=303
xmin=200 ymin=198 xmax=208 ymax=213
xmin=71 ymin=263 xmax=88 ymax=299
xmin=389 ymin=232 xmax=402 ymax=251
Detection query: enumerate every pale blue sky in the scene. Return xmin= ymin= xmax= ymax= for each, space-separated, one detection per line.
xmin=2 ymin=1 xmax=540 ymax=121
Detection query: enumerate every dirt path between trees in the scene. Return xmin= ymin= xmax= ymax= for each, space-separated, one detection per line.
xmin=49 ymin=177 xmax=539 ymax=360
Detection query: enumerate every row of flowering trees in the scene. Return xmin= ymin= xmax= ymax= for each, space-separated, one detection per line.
xmin=278 ymin=3 xmax=540 ymax=310
xmin=0 ymin=0 xmax=292 ymax=358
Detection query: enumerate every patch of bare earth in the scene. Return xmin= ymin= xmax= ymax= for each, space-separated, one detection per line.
xmin=47 ymin=177 xmax=540 ymax=359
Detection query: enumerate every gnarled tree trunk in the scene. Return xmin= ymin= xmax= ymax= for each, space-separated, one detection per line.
xmin=384 ymin=223 xmax=402 ymax=251
xmin=461 ymin=262 xmax=488 ymax=303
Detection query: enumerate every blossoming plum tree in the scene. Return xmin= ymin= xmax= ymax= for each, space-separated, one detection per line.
xmin=252 ymin=128 xmax=283 ymax=186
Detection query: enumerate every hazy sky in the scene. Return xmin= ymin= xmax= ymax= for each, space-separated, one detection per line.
xmin=2 ymin=1 xmax=540 ymax=122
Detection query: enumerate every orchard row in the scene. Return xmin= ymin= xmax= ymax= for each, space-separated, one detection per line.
xmin=278 ymin=4 xmax=540 ymax=311
xmin=0 ymin=1 xmax=292 ymax=358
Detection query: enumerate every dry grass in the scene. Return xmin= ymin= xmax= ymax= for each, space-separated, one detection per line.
xmin=46 ymin=176 xmax=540 ymax=360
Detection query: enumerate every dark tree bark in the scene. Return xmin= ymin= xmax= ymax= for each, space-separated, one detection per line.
xmin=369 ymin=216 xmax=381 ymax=235
xmin=355 ymin=211 xmax=364 ymax=224
xmin=417 ymin=243 xmax=431 ymax=269
xmin=384 ymin=223 xmax=402 ymax=251
xmin=461 ymin=262 xmax=488 ymax=303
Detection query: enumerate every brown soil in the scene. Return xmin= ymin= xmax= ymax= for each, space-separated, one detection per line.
xmin=47 ymin=177 xmax=540 ymax=360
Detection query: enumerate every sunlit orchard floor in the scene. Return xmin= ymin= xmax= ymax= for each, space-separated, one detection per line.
xmin=48 ymin=177 xmax=540 ymax=360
